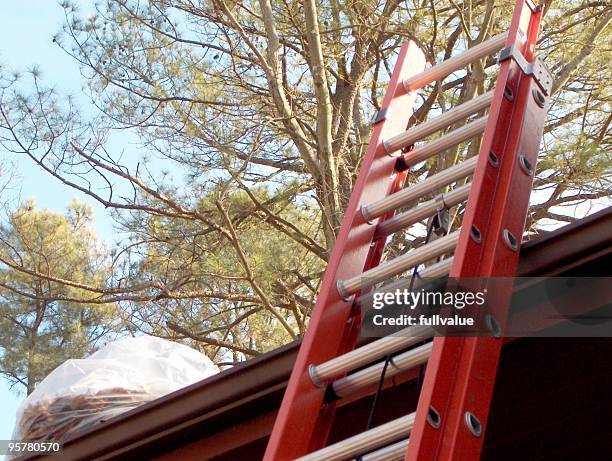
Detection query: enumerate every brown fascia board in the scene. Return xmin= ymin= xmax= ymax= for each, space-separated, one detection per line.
xmin=517 ymin=206 xmax=611 ymax=276
xmin=25 ymin=207 xmax=612 ymax=461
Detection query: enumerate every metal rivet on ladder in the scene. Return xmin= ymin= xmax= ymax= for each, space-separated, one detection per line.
xmin=465 ymin=411 xmax=482 ymax=437
xmin=488 ymin=151 xmax=499 ymax=168
xmin=308 ymin=364 xmax=325 ymax=388
xmin=470 ymin=225 xmax=482 ymax=243
xmin=502 ymin=229 xmax=518 ymax=252
xmin=503 ymin=86 xmax=514 ymax=101
xmin=336 ymin=280 xmax=355 ymax=302
xmin=532 ymin=88 xmax=546 ymax=108
xmin=383 ymin=140 xmax=400 ymax=157
xmin=485 ymin=314 xmax=502 ymax=338
xmin=427 ymin=406 xmax=441 ymax=429
xmin=360 ymin=205 xmax=375 ymax=224
xmin=518 ymin=154 xmax=533 ymax=176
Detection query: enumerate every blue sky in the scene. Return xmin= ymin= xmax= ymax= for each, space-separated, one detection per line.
xmin=0 ymin=0 xmax=115 ymax=443
xmin=0 ymin=2 xmax=181 ymax=445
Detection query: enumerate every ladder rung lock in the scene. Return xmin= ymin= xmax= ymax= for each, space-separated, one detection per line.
xmin=337 ymin=231 xmax=460 ymax=299
xmin=310 ymin=324 xmax=433 ymax=385
xmin=362 ymin=156 xmax=477 ymax=222
xmin=357 ymin=439 xmax=409 ymax=461
xmin=355 ymin=257 xmax=453 ymax=309
xmin=376 ymin=183 xmax=471 ymax=238
xmin=383 ymin=90 xmax=494 ymax=155
xmin=332 ymin=342 xmax=433 ymax=398
xmin=402 ymin=116 xmax=487 ymax=168
xmin=294 ymin=413 xmax=416 ymax=461
xmin=402 ymin=32 xmax=508 ymax=91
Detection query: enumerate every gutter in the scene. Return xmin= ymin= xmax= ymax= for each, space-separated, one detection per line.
xmin=25 ymin=207 xmax=612 ymax=460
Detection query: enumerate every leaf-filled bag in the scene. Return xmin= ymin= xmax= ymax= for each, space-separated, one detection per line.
xmin=13 ymin=336 xmax=219 ymax=442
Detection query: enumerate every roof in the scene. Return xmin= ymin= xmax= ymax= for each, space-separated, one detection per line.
xmin=25 ymin=207 xmax=612 ymax=461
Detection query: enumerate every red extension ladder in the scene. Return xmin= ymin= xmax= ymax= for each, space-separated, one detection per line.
xmin=264 ymin=1 xmax=552 ymax=460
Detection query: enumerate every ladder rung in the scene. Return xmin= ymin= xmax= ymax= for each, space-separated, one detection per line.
xmin=295 ymin=413 xmax=416 ymax=461
xmin=402 ymin=32 xmax=508 ymax=91
xmin=309 ymin=324 xmax=432 ymax=386
xmin=332 ymin=342 xmax=433 ymax=399
xmin=383 ymin=90 xmax=494 ymax=155
xmin=355 ymin=258 xmax=453 ymax=310
xmin=361 ymin=157 xmax=477 ymax=222
xmin=357 ymin=439 xmax=409 ymax=461
xmin=337 ymin=231 xmax=460 ymax=299
xmin=375 ymin=183 xmax=471 ymax=239
xmin=402 ymin=116 xmax=487 ymax=168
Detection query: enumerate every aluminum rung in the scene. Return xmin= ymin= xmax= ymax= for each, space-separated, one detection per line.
xmin=295 ymin=413 xmax=416 ymax=461
xmin=357 ymin=439 xmax=409 ymax=461
xmin=361 ymin=156 xmax=477 ymax=222
xmin=402 ymin=32 xmax=508 ymax=91
xmin=337 ymin=231 xmax=460 ymax=299
xmin=375 ymin=183 xmax=471 ymax=239
xmin=383 ymin=90 xmax=493 ymax=155
xmin=332 ymin=342 xmax=433 ymax=398
xmin=355 ymin=258 xmax=453 ymax=310
xmin=402 ymin=116 xmax=487 ymax=168
xmin=309 ymin=324 xmax=432 ymax=386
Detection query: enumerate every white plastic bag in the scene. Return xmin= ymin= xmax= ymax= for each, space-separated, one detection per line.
xmin=13 ymin=336 xmax=219 ymax=442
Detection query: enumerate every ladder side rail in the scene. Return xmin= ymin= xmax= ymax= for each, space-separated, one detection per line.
xmin=310 ymin=165 xmax=410 ymax=451
xmin=263 ymin=42 xmax=426 ymax=461
xmin=404 ymin=1 xmax=550 ymax=460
